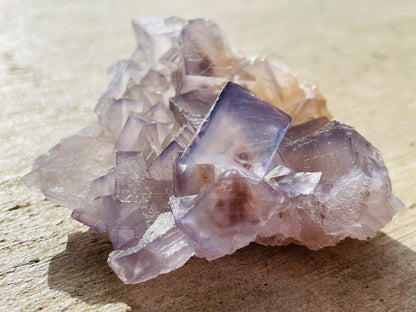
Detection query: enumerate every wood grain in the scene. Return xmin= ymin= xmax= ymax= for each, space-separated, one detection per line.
xmin=1 ymin=1 xmax=415 ymax=311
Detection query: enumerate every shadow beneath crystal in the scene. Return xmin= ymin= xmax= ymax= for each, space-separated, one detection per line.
xmin=48 ymin=229 xmax=416 ymax=312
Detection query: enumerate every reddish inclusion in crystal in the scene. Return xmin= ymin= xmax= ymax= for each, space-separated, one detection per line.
xmin=212 ymin=177 xmax=259 ymax=227
xmin=234 ymin=149 xmax=254 ymax=170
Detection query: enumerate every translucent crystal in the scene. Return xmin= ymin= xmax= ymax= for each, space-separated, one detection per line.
xmin=24 ymin=16 xmax=403 ymax=284
xmin=179 ymin=81 xmax=292 ymax=180
xmin=177 ymin=170 xmax=286 ymax=260
xmin=256 ymin=120 xmax=404 ymax=249
xmin=24 ymin=124 xmax=115 ymax=209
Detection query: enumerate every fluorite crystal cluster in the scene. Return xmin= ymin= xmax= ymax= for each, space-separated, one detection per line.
xmin=24 ymin=16 xmax=404 ymax=284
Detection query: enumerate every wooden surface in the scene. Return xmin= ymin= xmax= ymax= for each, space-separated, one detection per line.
xmin=1 ymin=1 xmax=416 ymax=311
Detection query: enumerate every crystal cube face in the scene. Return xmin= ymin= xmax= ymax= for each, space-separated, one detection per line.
xmin=179 ymin=81 xmax=292 ymax=180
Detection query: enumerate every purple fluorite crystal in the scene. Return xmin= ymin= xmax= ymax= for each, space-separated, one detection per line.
xmin=24 ymin=16 xmax=404 ymax=284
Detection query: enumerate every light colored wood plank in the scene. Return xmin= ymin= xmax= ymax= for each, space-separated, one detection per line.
xmin=1 ymin=1 xmax=415 ymax=311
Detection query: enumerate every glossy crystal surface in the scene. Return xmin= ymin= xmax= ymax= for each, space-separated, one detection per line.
xmin=24 ymin=16 xmax=403 ymax=284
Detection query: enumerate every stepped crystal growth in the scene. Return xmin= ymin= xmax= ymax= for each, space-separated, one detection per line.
xmin=24 ymin=16 xmax=404 ymax=284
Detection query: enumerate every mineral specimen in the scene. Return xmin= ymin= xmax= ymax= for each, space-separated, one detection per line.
xmin=24 ymin=16 xmax=404 ymax=284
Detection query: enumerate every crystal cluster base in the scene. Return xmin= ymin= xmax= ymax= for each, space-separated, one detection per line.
xmin=24 ymin=16 xmax=404 ymax=284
